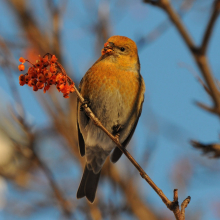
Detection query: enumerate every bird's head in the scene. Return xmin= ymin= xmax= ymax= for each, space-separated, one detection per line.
xmin=101 ymin=36 xmax=140 ymax=71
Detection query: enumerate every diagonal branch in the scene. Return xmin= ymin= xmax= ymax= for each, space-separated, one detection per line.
xmin=144 ymin=0 xmax=220 ymax=115
xmin=102 ymin=161 xmax=159 ymax=220
xmin=10 ymin=111 xmax=72 ymax=217
xmin=74 ymin=85 xmax=190 ymax=220
xmin=191 ymin=140 xmax=220 ymax=158
xmin=32 ymin=150 xmax=72 ymax=217
xmin=200 ymin=0 xmax=220 ymax=54
xmin=38 ymin=56 xmax=191 ymax=218
xmin=138 ymin=0 xmax=196 ymax=50
xmin=6 ymin=0 xmax=50 ymax=53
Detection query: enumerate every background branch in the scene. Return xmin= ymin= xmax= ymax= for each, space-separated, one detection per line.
xmin=144 ymin=0 xmax=220 ymax=114
xmin=0 ymin=0 xmax=219 ymax=219
xmin=200 ymin=0 xmax=220 ymax=54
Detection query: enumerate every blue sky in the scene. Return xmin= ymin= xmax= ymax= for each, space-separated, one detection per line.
xmin=0 ymin=0 xmax=220 ymax=219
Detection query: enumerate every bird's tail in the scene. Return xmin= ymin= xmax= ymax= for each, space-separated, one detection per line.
xmin=77 ymin=164 xmax=101 ymax=203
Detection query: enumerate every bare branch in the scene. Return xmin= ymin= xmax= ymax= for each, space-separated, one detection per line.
xmin=103 ymin=162 xmax=159 ymax=220
xmin=32 ymin=150 xmax=72 ymax=217
xmin=0 ymin=37 xmax=26 ymax=119
xmin=178 ymin=62 xmax=211 ymax=96
xmin=158 ymin=0 xmax=195 ymax=50
xmin=6 ymin=0 xmax=50 ymax=53
xmin=191 ymin=140 xmax=220 ymax=158
xmin=173 ymin=189 xmax=178 ymax=202
xmin=74 ymin=84 xmax=190 ymax=220
xmin=9 ymin=111 xmax=72 ymax=217
xmin=144 ymin=0 xmax=220 ymax=115
xmin=200 ymin=0 xmax=220 ymax=54
xmin=180 ymin=196 xmax=191 ymax=220
xmin=138 ymin=0 xmax=197 ymax=50
xmin=143 ymin=0 xmax=162 ymax=6
xmin=195 ymin=101 xmax=216 ymax=113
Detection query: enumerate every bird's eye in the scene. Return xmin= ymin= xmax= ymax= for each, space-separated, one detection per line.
xmin=120 ymin=47 xmax=125 ymax=52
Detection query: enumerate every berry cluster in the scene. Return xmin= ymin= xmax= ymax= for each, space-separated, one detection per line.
xmin=18 ymin=54 xmax=75 ymax=98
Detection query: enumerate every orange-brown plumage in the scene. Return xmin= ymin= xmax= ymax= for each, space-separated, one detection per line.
xmin=80 ymin=61 xmax=140 ymax=114
xmin=77 ymin=36 xmax=145 ymax=203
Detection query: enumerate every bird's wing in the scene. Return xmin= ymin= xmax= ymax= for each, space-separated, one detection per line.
xmin=110 ymin=100 xmax=144 ymax=163
xmin=111 ymin=73 xmax=145 ymax=163
xmin=77 ymin=98 xmax=85 ymax=157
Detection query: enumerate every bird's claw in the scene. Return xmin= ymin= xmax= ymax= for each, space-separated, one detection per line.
xmin=80 ymin=99 xmax=91 ymax=111
xmin=113 ymin=124 xmax=122 ymax=142
xmin=112 ymin=124 xmax=122 ymax=134
xmin=115 ymin=133 xmax=120 ymax=142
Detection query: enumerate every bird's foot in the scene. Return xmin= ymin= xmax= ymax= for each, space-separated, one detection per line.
xmin=112 ymin=124 xmax=122 ymax=134
xmin=80 ymin=99 xmax=91 ymax=111
xmin=115 ymin=133 xmax=120 ymax=142
xmin=112 ymin=125 xmax=122 ymax=142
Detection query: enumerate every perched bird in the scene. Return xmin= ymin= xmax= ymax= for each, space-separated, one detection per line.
xmin=77 ymin=35 xmax=145 ymax=203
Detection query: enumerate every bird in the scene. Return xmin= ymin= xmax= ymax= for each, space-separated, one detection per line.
xmin=76 ymin=35 xmax=145 ymax=203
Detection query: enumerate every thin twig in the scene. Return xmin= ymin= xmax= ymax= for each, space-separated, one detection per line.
xmin=144 ymin=0 xmax=220 ymax=114
xmin=10 ymin=112 xmax=72 ymax=217
xmin=144 ymin=0 xmax=195 ymax=49
xmin=32 ymin=150 xmax=72 ymax=217
xmin=0 ymin=37 xmax=25 ymax=118
xmin=180 ymin=196 xmax=191 ymax=220
xmin=54 ymin=59 xmax=190 ymax=219
xmin=191 ymin=140 xmax=220 ymax=158
xmin=73 ymin=84 xmax=190 ymax=220
xmin=103 ymin=161 xmax=159 ymax=220
xmin=200 ymin=0 xmax=220 ymax=54
xmin=178 ymin=62 xmax=211 ymax=96
xmin=195 ymin=101 xmax=216 ymax=114
xmin=6 ymin=0 xmax=50 ymax=53
xmin=138 ymin=0 xmax=196 ymax=50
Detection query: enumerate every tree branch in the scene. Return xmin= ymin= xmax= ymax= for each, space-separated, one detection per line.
xmin=102 ymin=161 xmax=159 ymax=220
xmin=11 ymin=115 xmax=72 ymax=217
xmin=191 ymin=140 xmax=220 ymax=158
xmin=200 ymin=0 xmax=220 ymax=54
xmin=74 ymin=85 xmax=190 ymax=220
xmin=32 ymin=150 xmax=72 ymax=217
xmin=138 ymin=0 xmax=196 ymax=50
xmin=144 ymin=0 xmax=220 ymax=115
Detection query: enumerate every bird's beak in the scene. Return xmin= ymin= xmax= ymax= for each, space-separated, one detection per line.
xmin=101 ymin=42 xmax=114 ymax=55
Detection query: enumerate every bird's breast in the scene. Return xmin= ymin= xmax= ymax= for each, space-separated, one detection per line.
xmin=81 ymin=61 xmax=140 ymax=111
xmin=79 ymin=60 xmax=144 ymax=151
